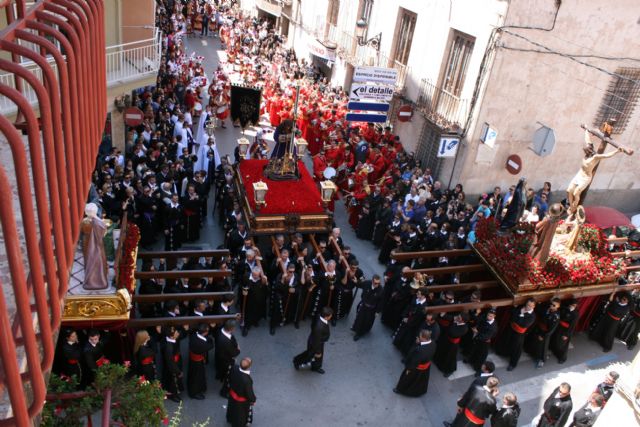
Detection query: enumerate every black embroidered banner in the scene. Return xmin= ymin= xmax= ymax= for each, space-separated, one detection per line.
xmin=230 ymin=85 xmax=262 ymax=128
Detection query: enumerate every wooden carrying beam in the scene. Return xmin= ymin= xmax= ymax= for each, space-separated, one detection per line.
xmin=424 ymin=280 xmax=499 ymax=294
xmin=132 ymin=292 xmax=234 ymax=303
xmin=391 ymin=249 xmax=473 ymax=261
xmin=127 ymin=314 xmax=239 ymax=328
xmin=425 ymin=282 xmax=640 ymax=314
xmin=137 ymin=249 xmax=230 ymax=259
xmin=328 ymin=236 xmax=350 ymax=271
xmin=404 ymin=264 xmax=487 ymax=277
xmin=134 ymin=270 xmax=231 ymax=279
xmin=308 ymin=234 xmax=328 ymax=271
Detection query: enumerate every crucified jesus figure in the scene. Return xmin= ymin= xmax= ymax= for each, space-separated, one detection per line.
xmin=566 ymin=122 xmax=633 ymax=217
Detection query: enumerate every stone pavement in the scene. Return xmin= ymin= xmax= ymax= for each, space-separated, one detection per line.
xmin=152 ymin=34 xmax=640 ymax=426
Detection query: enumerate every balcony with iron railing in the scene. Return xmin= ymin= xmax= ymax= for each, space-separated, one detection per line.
xmin=326 ymin=23 xmax=409 ymax=91
xmin=0 ymin=29 xmax=162 ymax=115
xmin=415 ymin=78 xmax=469 ymax=132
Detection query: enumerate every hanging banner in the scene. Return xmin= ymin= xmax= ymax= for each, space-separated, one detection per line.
xmin=230 ymin=85 xmax=262 ymax=129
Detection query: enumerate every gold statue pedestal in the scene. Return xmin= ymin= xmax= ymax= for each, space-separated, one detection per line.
xmin=263 ymin=155 xmax=300 ymax=181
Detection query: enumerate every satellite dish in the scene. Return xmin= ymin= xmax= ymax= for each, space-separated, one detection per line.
xmin=531 ymin=125 xmax=556 ymax=157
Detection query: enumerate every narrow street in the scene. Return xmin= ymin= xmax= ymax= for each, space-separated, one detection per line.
xmin=158 ymin=34 xmax=638 ymax=427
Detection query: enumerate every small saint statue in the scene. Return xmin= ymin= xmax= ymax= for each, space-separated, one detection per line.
xmin=528 ymin=203 xmax=564 ymax=264
xmin=80 ymin=203 xmax=109 ymax=290
xmin=500 ymin=177 xmax=527 ymax=230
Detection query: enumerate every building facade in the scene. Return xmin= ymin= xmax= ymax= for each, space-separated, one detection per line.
xmin=244 ymin=0 xmax=640 ymax=212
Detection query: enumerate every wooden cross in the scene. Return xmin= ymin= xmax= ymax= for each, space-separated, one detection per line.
xmin=577 ymin=121 xmax=634 ymax=206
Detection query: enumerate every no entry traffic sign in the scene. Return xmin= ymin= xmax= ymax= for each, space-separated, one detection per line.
xmin=397 ymin=105 xmax=412 ymax=122
xmin=124 ymin=107 xmax=144 ymax=127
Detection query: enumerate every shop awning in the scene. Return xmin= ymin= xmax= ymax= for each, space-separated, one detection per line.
xmin=308 ymin=38 xmax=337 ymax=61
xmin=256 ymin=0 xmax=282 ymax=18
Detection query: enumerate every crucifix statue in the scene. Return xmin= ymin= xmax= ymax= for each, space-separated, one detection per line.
xmin=566 ymin=120 xmax=634 ymax=217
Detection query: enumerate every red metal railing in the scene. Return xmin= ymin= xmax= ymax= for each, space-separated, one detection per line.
xmin=0 ymin=0 xmax=106 ymax=425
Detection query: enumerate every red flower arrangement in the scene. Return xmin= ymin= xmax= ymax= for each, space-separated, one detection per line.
xmin=117 ymin=222 xmax=140 ymax=292
xmin=474 ymin=218 xmax=626 ymax=290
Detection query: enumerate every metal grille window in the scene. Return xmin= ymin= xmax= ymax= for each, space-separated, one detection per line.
xmin=594 ymin=68 xmax=640 ymax=134
xmin=442 ymin=31 xmax=475 ymax=97
xmin=416 ymin=121 xmax=443 ymax=177
xmin=393 ymin=8 xmax=416 ymax=66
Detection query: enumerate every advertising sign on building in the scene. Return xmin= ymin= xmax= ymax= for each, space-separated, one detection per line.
xmin=353 ymin=66 xmax=398 ymax=85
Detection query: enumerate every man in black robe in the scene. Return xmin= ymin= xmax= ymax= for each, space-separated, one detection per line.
xmin=618 ymin=289 xmax=640 ymax=350
xmin=527 ymin=298 xmax=561 ymax=369
xmin=393 ymin=287 xmax=428 ymax=356
xmin=163 ymin=193 xmax=184 ymax=251
xmin=241 ymin=265 xmax=269 ymax=336
xmin=209 ymin=294 xmax=237 ymax=338
xmin=83 ymin=329 xmax=109 ymax=388
xmin=332 ymin=259 xmax=364 ymax=324
xmin=393 ymin=329 xmax=436 ymax=397
xmin=419 ymin=313 xmax=441 ymax=343
xmin=381 ymin=267 xmax=413 ymax=330
xmin=590 ymin=292 xmax=630 ymax=352
xmin=444 ymin=376 xmax=499 ymax=427
xmin=226 ymin=357 xmax=256 ymax=427
xmin=270 ymin=263 xmax=301 ymax=334
xmin=491 ymin=392 xmax=520 ymax=427
xmin=293 ymin=307 xmax=332 ymax=374
xmin=352 ymin=274 xmax=384 ymax=341
xmin=497 ymin=298 xmax=536 ymax=371
xmin=60 ymin=329 xmax=83 ymax=386
xmin=466 ymin=308 xmax=497 ymax=374
xmin=309 ymin=261 xmax=340 ymax=320
xmin=161 ymin=326 xmax=184 ymax=402
xmin=594 ymin=371 xmax=618 ymax=403
xmin=215 ymin=320 xmax=241 ymax=398
xmin=536 ymin=382 xmax=572 ymax=427
xmin=569 ymin=392 xmax=603 ymax=427
xmin=551 ymin=299 xmax=579 ymax=363
xmin=434 ymin=313 xmax=469 ymax=378
xmin=187 ymin=323 xmax=214 ymax=399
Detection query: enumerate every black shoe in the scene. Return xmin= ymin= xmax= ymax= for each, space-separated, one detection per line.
xmin=443 ymin=372 xmax=452 ymax=378
xmin=353 ymin=335 xmax=361 ymax=341
xmin=603 ymin=348 xmax=612 ymax=353
xmin=393 ymin=388 xmax=399 ymax=394
xmin=294 ymin=322 xmax=299 ymax=329
xmin=462 ymin=359 xmax=469 ymax=364
xmin=219 ymin=390 xmax=228 ymax=398
xmin=331 ymin=319 xmax=337 ymax=326
xmin=558 ymin=359 xmax=566 ymax=364
xmin=443 ymin=422 xmax=453 ymax=427
xmin=293 ymin=361 xmax=300 ymax=370
xmin=168 ymin=395 xmax=182 ymax=403
xmin=312 ymin=368 xmax=325 ymax=374
xmin=506 ymin=365 xmax=515 ymax=371
xmin=192 ymin=394 xmax=205 ymax=400
xmin=270 ymin=327 xmax=275 ymax=335
xmin=242 ymin=327 xmax=248 ymax=337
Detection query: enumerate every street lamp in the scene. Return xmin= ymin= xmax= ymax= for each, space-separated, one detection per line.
xmin=320 ymin=180 xmax=337 ymax=203
xmin=294 ymin=137 xmax=308 ymax=156
xmin=355 ymin=18 xmax=381 ymax=52
xmin=253 ymin=180 xmax=268 ymax=210
xmin=237 ymin=137 xmax=250 ymax=158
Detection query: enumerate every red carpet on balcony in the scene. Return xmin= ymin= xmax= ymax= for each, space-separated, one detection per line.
xmin=239 ymin=159 xmax=325 ymax=215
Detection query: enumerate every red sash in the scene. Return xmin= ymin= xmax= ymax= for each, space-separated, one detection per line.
xmin=607 ymin=312 xmax=621 ymax=321
xmin=416 ymin=361 xmax=431 ymax=371
xmin=173 ymin=354 xmax=181 ymax=362
xmin=229 ymin=389 xmax=247 ymax=402
xmin=448 ymin=337 xmax=461 ymax=344
xmin=189 ymin=352 xmax=205 ymax=362
xmin=68 ymin=359 xmax=78 ymax=365
xmin=141 ymin=356 xmax=154 ymax=365
xmin=633 ymin=310 xmax=640 ymax=317
xmin=96 ymin=356 xmax=109 ymax=367
xmin=184 ymin=208 xmax=196 ymax=216
xmin=464 ymin=408 xmax=484 ymax=425
xmin=537 ymin=322 xmax=549 ymax=332
xmin=559 ymin=320 xmax=570 ymax=328
xmin=438 ymin=318 xmax=451 ymax=327
xmin=511 ymin=322 xmax=528 ymax=334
